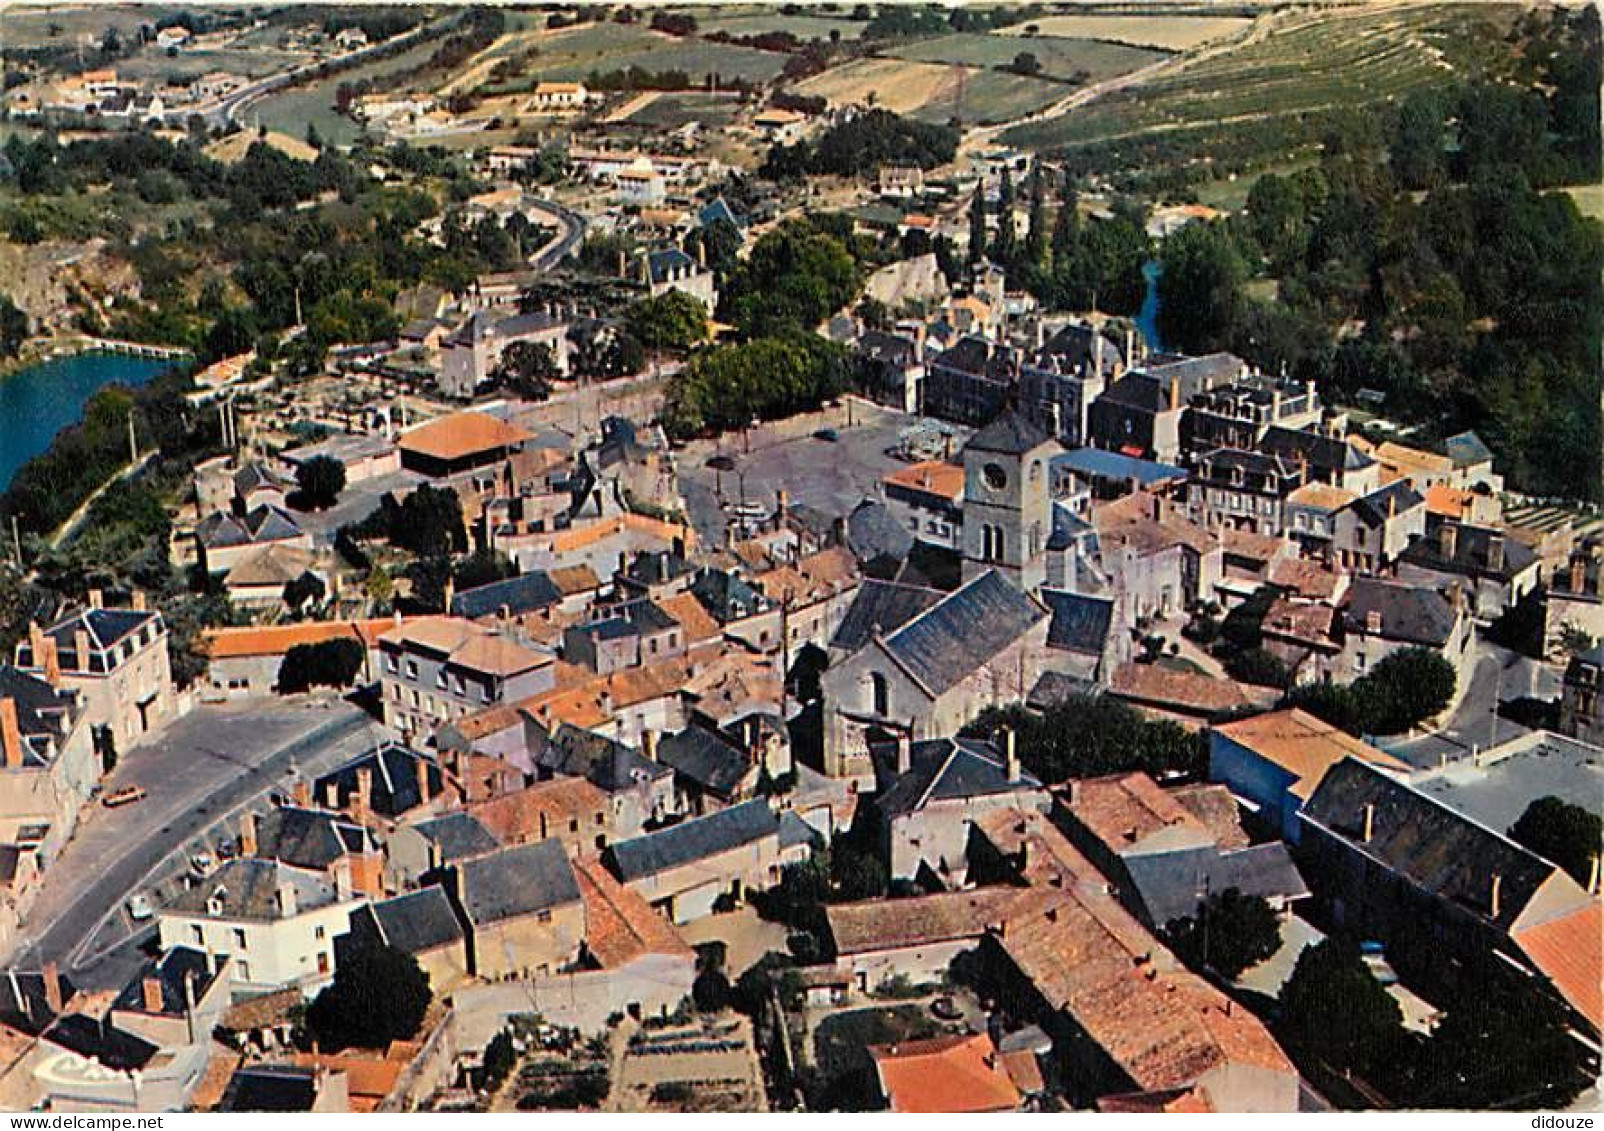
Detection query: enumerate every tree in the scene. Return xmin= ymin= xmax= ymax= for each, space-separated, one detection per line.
xmin=626 ymin=290 xmax=708 ymax=352
xmin=1010 ymin=51 xmax=1042 ymax=76
xmin=963 ymin=696 xmax=1202 ymax=782
xmin=392 ymin=484 xmax=466 ymax=558
xmin=294 ymin=455 xmax=346 ymax=510
xmin=282 ymin=571 xmax=326 ymax=616
xmin=495 ymin=340 xmax=560 ymax=399
xmin=1279 ymin=937 xmax=1407 ymax=1080
xmin=277 ymin=637 xmax=365 ymax=693
xmin=719 ymin=219 xmax=861 ymax=337
xmin=1357 ymin=647 xmax=1455 ymax=734
xmin=453 ymin=548 xmax=517 ymax=592
xmin=1509 ymin=796 xmax=1602 ymax=887
xmin=1164 ymin=888 xmax=1281 ymax=981
xmin=1417 ymin=980 xmax=1592 ymax=1109
xmin=0 ymin=294 xmax=28 ymax=358
xmin=304 ymin=941 xmax=431 ymax=1052
xmin=1157 ymin=222 xmax=1247 ymax=354
xmin=968 ymin=185 xmax=987 ymax=264
xmin=482 ymin=1029 xmax=516 ymax=1091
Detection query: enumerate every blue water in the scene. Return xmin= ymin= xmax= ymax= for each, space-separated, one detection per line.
xmin=0 ymin=353 xmax=177 ymax=489
xmin=1135 ymin=259 xmax=1165 ymax=354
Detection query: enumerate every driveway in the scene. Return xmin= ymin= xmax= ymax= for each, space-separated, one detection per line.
xmin=11 ymin=697 xmax=388 ymax=988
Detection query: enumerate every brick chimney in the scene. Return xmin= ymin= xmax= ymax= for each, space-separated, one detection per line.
xmin=414 ymin=754 xmax=431 ymax=806
xmin=0 ymin=699 xmax=22 ymax=769
xmin=142 ymin=976 xmax=163 ymax=1014
xmin=239 ymin=812 xmax=258 ymax=857
xmin=42 ymin=962 xmax=62 ymax=1015
xmin=27 ymin=622 xmax=45 ymax=667
xmin=1570 ymin=554 xmax=1587 ymax=595
xmin=74 ymin=630 xmax=91 ymax=671
xmin=642 ymin=730 xmax=658 ymax=762
xmin=291 ymin=778 xmax=311 ymax=808
xmin=88 ymin=588 xmax=103 ymax=610
xmin=354 ymin=767 xmax=373 ymax=819
xmin=40 ymin=638 xmax=60 ymax=689
xmin=132 ymin=590 xmax=146 ymax=612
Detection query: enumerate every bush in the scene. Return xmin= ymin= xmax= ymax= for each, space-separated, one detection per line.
xmin=304 ymin=941 xmax=431 ymax=1052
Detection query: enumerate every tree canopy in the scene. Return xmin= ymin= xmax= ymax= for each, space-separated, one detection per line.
xmin=1164 ymin=888 xmax=1281 ymax=981
xmin=293 ymin=455 xmax=346 ymax=511
xmin=304 ymin=941 xmax=431 ymax=1052
xmin=662 ymin=332 xmax=847 ymax=439
xmin=763 ymin=109 xmax=958 ymax=179
xmin=625 ymin=290 xmax=708 ymax=353
xmin=1279 ymin=937 xmax=1408 ymax=1081
xmin=963 ymin=694 xmax=1203 ymax=782
xmin=719 ymin=219 xmax=862 ymax=338
xmin=1509 ymin=796 xmax=1602 ymax=887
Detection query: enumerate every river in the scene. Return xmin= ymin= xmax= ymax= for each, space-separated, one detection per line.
xmin=0 ymin=353 xmax=177 ymax=490
xmin=1135 ymin=259 xmax=1166 ymax=354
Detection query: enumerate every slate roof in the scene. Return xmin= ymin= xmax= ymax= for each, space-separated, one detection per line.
xmin=112 ymin=946 xmax=221 ymax=1017
xmin=832 ymin=579 xmax=944 ymax=652
xmin=166 ymin=858 xmax=341 ymax=921
xmin=355 ymin=887 xmax=465 ymax=956
xmin=197 ymin=505 xmax=304 ymax=550
xmin=1120 ymin=843 xmax=1309 ymax=927
xmin=450 ymin=572 xmax=562 ymax=619
xmin=1259 ymin=425 xmax=1374 ymax=476
xmin=846 ymin=499 xmax=914 ymax=566
xmin=1347 ymin=479 xmax=1422 ymax=526
xmin=1040 ymin=589 xmax=1114 ymax=655
xmin=647 ymin=248 xmax=700 ymax=285
xmin=965 ymin=408 xmax=1050 ymax=455
xmin=658 ymin=725 xmax=751 ymax=798
xmin=1039 ymin=323 xmax=1123 ymax=373
xmin=605 ymin=799 xmax=779 ymax=882
xmin=536 ymin=723 xmax=668 ymax=792
xmin=41 ymin=607 xmax=157 ymax=657
xmin=0 ymin=665 xmax=79 ymax=766
xmin=45 ymin=1013 xmax=157 ymax=1073
xmin=690 ymin=569 xmax=769 ymax=624
xmin=857 ymin=329 xmax=918 ymax=370
xmin=224 ymin=1065 xmax=320 ymax=1112
xmin=407 ymin=812 xmax=499 ymax=863
xmin=0 ymin=969 xmax=76 ymax=1036
xmin=698 ymin=196 xmax=744 ymax=230
xmin=1399 ymin=521 xmax=1537 ymax=582
xmin=1301 ymin=758 xmax=1574 ymax=932
xmin=255 ymin=807 xmax=374 ymax=870
xmin=457 ymin=839 xmax=581 ymax=927
xmin=314 ymin=744 xmax=442 ymax=819
xmin=1340 ymin=577 xmax=1458 ymax=646
xmin=1444 ymin=430 xmax=1494 ymax=468
xmin=1027 ymin=670 xmax=1099 ymax=710
xmin=871 ymin=736 xmax=1040 ymax=817
xmin=881 ymin=570 xmax=1046 ymax=696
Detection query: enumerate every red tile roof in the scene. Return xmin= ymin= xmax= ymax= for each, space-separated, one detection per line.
xmin=869 ymin=1032 xmax=1020 ymax=1113
xmin=573 ymin=856 xmax=693 ymax=968
xmin=398 ymin=412 xmax=532 ymax=462
xmin=1513 ymin=900 xmax=1602 ymax=1030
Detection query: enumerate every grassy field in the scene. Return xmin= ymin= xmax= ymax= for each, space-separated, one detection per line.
xmin=703 ymin=12 xmax=866 ymax=41
xmin=477 ymin=22 xmax=788 ymax=91
xmin=112 ymin=46 xmax=306 ymax=82
xmin=798 ymin=56 xmax=1062 ymax=125
xmin=1002 ymin=3 xmax=1518 ymax=153
xmin=0 ymin=4 xmax=191 ymax=50
xmin=252 ymin=37 xmax=443 ymax=146
xmin=621 ymin=91 xmax=744 ymax=130
xmin=887 ymin=31 xmax=1165 ymax=84
xmin=999 ymin=15 xmax=1252 ymax=51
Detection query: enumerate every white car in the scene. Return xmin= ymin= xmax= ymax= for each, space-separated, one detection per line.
xmin=126 ymin=894 xmax=154 ymax=922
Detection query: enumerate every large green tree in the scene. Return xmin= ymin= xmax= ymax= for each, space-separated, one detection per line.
xmin=626 ymin=290 xmax=708 ymax=352
xmin=720 ymin=220 xmax=861 ymax=337
xmin=1509 ymin=796 xmax=1602 ymax=887
xmin=304 ymin=941 xmax=431 ymax=1052
xmin=1156 ymin=221 xmax=1248 ymax=354
xmin=1164 ymin=888 xmax=1282 ymax=981
xmin=294 ymin=455 xmax=346 ymax=510
xmin=1279 ymin=937 xmax=1408 ymax=1081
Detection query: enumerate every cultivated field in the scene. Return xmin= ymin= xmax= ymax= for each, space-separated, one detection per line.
xmin=619 ymin=91 xmax=745 ymax=130
xmin=1565 ymin=183 xmax=1604 ymax=222
xmin=0 ymin=4 xmax=190 ymax=49
xmin=112 ymin=46 xmax=306 ymax=82
xmin=797 ymin=56 xmax=1062 ymax=125
xmin=999 ymin=15 xmax=1253 ymax=51
xmin=252 ymin=36 xmax=442 ymax=145
xmin=1002 ymin=3 xmax=1516 ymax=152
xmin=887 ymin=31 xmax=1165 ymax=84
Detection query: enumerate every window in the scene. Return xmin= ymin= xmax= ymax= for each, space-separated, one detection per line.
xmin=982 ymin=463 xmax=1008 ymax=491
xmin=233 ymin=928 xmax=247 ymax=949
xmin=405 ymin=660 xmax=419 ymax=680
xmin=537 ymin=909 xmax=552 ymax=924
xmin=385 ymin=655 xmax=398 ymax=673
xmin=238 ymin=961 xmax=251 ymax=982
xmin=315 ymin=926 xmax=325 ymax=940
xmin=191 ymin=925 xmax=204 ymax=945
xmin=871 ymin=671 xmax=890 ymax=717
xmin=317 ymin=952 xmax=330 ymax=975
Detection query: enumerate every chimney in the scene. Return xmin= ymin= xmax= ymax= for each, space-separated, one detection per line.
xmin=27 ymin=622 xmax=45 ymax=665
xmin=642 ymin=730 xmax=658 ymax=762
xmin=354 ymin=767 xmax=373 ymax=818
xmin=1489 ymin=872 xmax=1502 ymax=920
xmin=239 ymin=812 xmax=258 ymax=857
xmin=0 ymin=699 xmax=22 ymax=769
xmin=1365 ymin=609 xmax=1382 ymax=634
xmin=1439 ymin=523 xmax=1458 ymax=561
xmin=333 ymin=856 xmax=354 ymax=901
xmin=88 ymin=588 xmax=103 ymax=610
xmin=1004 ymin=728 xmax=1020 ymax=782
xmin=276 ymin=880 xmax=297 ymax=917
xmin=1150 ymin=493 xmax=1162 ymax=523
xmin=695 ymin=239 xmax=706 ymax=269
xmin=1486 ymin=535 xmax=1504 ymax=574
xmin=142 ymin=976 xmax=163 ymax=1014
xmin=291 ymin=778 xmax=311 ymax=808
xmin=1570 ymin=554 xmax=1586 ymax=595
xmin=1362 ymin=802 xmax=1374 ymax=842
xmin=42 ymin=962 xmax=62 ymax=1015
xmin=1449 ymin=584 xmax=1464 ymax=614
xmin=895 ymin=731 xmax=912 ymax=776
xmin=132 ymin=590 xmax=146 ymax=612
xmin=40 ymin=638 xmax=59 ymax=689
xmin=1168 ymin=375 xmax=1180 ymax=411
xmin=1589 ymin=853 xmax=1600 ymax=896
xmin=1387 ymin=492 xmax=1396 ymax=520
xmin=74 ymin=629 xmax=91 ymax=671
xmin=323 ymin=780 xmax=340 ymax=809
xmin=776 ymin=489 xmax=789 ymax=521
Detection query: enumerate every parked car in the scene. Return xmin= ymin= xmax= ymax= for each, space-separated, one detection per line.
xmin=813 ymin=428 xmax=839 ymax=442
xmin=126 ymin=894 xmax=154 ymax=921
xmin=1360 ymin=940 xmax=1398 ymax=985
xmin=102 ymin=785 xmax=147 ymax=808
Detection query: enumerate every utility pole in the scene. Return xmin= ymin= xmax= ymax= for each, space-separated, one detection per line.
xmin=127 ymin=413 xmax=138 ymax=463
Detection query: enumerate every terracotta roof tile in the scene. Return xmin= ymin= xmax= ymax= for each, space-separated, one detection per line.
xmin=1211 ymin=708 xmax=1411 ymax=800
xmin=398 ymin=412 xmax=533 ymax=462
xmin=883 ymin=460 xmax=964 ymax=502
xmin=467 ymin=778 xmax=609 ymax=845
xmin=1108 ymin=662 xmax=1264 ymax=717
xmin=204 ymin=618 xmax=400 ymax=659
xmin=654 ymin=593 xmax=722 ymax=645
xmin=572 ymin=856 xmax=693 ymax=967
xmin=1066 ymin=772 xmax=1211 ymax=854
xmin=828 ymin=887 xmax=1025 ymax=955
xmin=869 ymin=1032 xmax=1020 ymax=1113
xmin=1512 ymin=900 xmax=1601 ymax=1030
